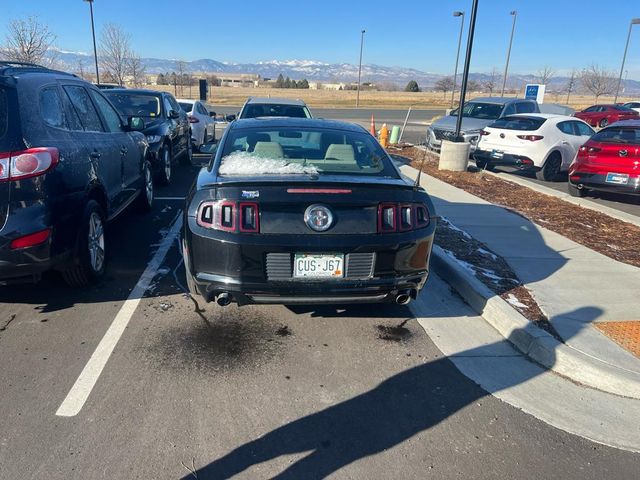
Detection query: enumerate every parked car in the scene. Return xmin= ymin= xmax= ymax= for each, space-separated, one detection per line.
xmin=183 ymin=118 xmax=436 ymax=306
xmin=103 ymin=89 xmax=192 ymax=186
xmin=568 ymin=120 xmax=640 ymax=198
xmin=177 ymin=99 xmax=216 ymax=149
xmin=426 ymin=97 xmax=539 ymax=152
xmin=622 ymin=101 xmax=640 ymax=114
xmin=573 ymin=104 xmax=639 ymax=128
xmin=95 ymin=83 xmax=123 ymax=90
xmin=238 ymin=97 xmax=312 ymax=119
xmin=0 ymin=62 xmax=152 ymax=286
xmin=474 ymin=114 xmax=595 ymax=181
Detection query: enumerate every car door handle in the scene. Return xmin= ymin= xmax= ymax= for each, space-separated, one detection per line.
xmin=90 ymin=151 xmax=101 ymax=160
xmin=562 ymin=141 xmax=570 ymax=145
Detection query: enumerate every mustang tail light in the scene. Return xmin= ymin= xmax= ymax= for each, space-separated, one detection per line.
xmin=517 ymin=135 xmax=544 ymax=142
xmin=0 ymin=147 xmax=59 ymax=182
xmin=377 ymin=203 xmax=430 ymax=233
xmin=197 ymin=200 xmax=260 ymax=233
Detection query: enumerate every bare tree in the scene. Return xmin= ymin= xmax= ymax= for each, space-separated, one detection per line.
xmin=580 ymin=64 xmax=617 ymax=102
xmin=537 ymin=65 xmax=554 ymax=85
xmin=176 ymin=60 xmax=187 ymax=96
xmin=75 ymin=59 xmax=87 ymax=80
xmin=564 ymin=69 xmax=577 ymax=104
xmin=128 ymin=53 xmax=146 ymax=87
xmin=99 ymin=24 xmax=132 ymax=86
xmin=434 ymin=77 xmax=455 ymax=98
xmin=2 ymin=16 xmax=56 ymax=64
xmin=483 ymin=68 xmax=499 ymax=96
xmin=467 ymin=80 xmax=481 ymax=92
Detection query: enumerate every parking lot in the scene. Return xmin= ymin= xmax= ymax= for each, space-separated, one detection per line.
xmin=1 ymin=153 xmax=639 ymax=479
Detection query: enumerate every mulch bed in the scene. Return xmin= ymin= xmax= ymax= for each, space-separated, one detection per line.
xmin=391 ymin=146 xmax=640 ymax=269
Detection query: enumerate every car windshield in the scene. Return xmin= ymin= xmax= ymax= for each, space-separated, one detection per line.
xmin=241 ymin=104 xmax=310 ymax=119
xmin=489 ymin=116 xmax=546 ymax=131
xmin=103 ymin=92 xmax=162 ymax=118
xmin=0 ymin=89 xmax=7 ymax=140
xmin=450 ymin=102 xmax=504 ymax=120
xmin=178 ymin=102 xmax=193 ymax=113
xmin=218 ymin=126 xmax=397 ymax=177
xmin=592 ymin=127 xmax=640 ymax=144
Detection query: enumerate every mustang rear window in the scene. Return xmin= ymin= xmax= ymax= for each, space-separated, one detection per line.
xmin=219 ymin=127 xmax=397 ymax=177
xmin=0 ymin=89 xmax=7 ymax=139
xmin=592 ymin=127 xmax=640 ymax=144
xmin=490 ymin=116 xmax=546 ymax=131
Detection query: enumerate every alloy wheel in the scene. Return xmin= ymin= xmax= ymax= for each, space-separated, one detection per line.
xmin=88 ymin=212 xmax=105 ymax=273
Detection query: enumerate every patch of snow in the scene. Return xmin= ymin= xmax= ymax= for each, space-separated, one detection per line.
xmin=439 ymin=216 xmax=473 ymax=240
xmin=477 ymin=248 xmax=498 ymax=261
xmin=505 ymin=294 xmax=528 ymax=309
xmin=219 ymin=152 xmax=319 ymax=176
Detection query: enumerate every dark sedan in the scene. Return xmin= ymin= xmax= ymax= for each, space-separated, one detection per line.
xmin=183 ymin=118 xmax=436 ymax=306
xmin=104 ymin=89 xmax=192 ymax=185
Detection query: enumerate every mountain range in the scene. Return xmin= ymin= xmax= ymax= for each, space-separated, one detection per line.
xmin=47 ymin=49 xmax=640 ymax=95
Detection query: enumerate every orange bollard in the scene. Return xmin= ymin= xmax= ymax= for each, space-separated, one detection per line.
xmin=370 ymin=114 xmax=376 ymax=136
xmin=380 ymin=123 xmax=389 ymax=148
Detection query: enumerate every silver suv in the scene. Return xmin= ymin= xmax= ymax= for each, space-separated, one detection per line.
xmin=426 ymin=97 xmax=539 ymax=152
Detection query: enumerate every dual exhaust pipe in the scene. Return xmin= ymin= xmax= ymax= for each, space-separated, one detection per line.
xmin=214 ymin=289 xmax=417 ymax=307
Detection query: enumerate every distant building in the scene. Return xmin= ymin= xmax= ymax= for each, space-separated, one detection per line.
xmin=215 ymin=73 xmax=261 ymax=87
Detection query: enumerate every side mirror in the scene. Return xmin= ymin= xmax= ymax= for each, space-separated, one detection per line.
xmin=168 ymin=110 xmax=180 ymax=120
xmin=199 ymin=143 xmax=218 ymax=155
xmin=226 ymin=114 xmax=236 ymax=122
xmin=128 ymin=116 xmax=145 ymax=131
xmin=209 ymin=111 xmax=216 ymax=117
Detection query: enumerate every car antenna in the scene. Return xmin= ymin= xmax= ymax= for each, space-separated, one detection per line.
xmin=413 ymin=147 xmax=428 ymax=190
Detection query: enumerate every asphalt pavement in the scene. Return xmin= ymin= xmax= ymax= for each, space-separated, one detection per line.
xmin=1 ymin=155 xmax=638 ymax=479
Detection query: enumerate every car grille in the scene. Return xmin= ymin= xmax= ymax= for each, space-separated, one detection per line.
xmin=433 ymin=129 xmax=458 ymax=141
xmin=265 ymin=252 xmax=376 ymax=280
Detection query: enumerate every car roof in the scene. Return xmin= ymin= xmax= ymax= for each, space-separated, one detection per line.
xmin=467 ymin=97 xmax=533 ymax=105
xmin=244 ymin=97 xmax=307 ymax=106
xmin=104 ymin=88 xmax=164 ymax=96
xmin=0 ymin=61 xmax=77 ymax=79
xmin=608 ymin=119 xmax=640 ymax=127
xmin=229 ymin=117 xmax=365 ymax=133
xmin=504 ymin=113 xmax=576 ymax=121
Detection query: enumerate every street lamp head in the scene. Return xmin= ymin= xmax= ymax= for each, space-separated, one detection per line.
xmin=453 ymin=11 xmax=464 ymax=17
xmin=83 ymin=0 xmax=94 ymax=3
xmin=361 ymin=29 xmax=366 ymax=34
xmin=631 ymin=18 xmax=640 ymax=25
xmin=510 ymin=10 xmax=517 ymax=15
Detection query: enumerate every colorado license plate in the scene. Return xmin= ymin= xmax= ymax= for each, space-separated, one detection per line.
xmin=606 ymin=172 xmax=629 ymax=185
xmin=294 ymin=254 xmax=344 ymax=278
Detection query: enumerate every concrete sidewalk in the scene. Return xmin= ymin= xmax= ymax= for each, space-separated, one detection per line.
xmin=399 ymin=165 xmax=640 ymax=382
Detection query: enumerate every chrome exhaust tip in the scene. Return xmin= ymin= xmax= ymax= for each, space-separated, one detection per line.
xmin=216 ymin=292 xmax=232 ymax=307
xmin=395 ymin=291 xmax=412 ymax=305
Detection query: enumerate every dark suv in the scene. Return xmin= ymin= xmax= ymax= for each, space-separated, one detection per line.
xmin=0 ymin=62 xmax=153 ymax=286
xmin=104 ymin=89 xmax=192 ymax=186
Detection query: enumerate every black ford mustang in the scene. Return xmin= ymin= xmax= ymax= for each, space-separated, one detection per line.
xmin=183 ymin=118 xmax=436 ymax=306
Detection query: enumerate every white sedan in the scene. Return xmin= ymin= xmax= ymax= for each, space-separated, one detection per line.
xmin=473 ymin=114 xmax=595 ymax=181
xmin=177 ymin=99 xmax=216 ymax=149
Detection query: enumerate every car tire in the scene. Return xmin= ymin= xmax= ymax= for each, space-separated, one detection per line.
xmin=599 ymin=118 xmax=609 ymax=128
xmin=475 ymin=159 xmax=494 ymax=171
xmin=157 ymin=144 xmax=172 ymax=186
xmin=180 ymin=134 xmax=193 ymax=165
xmin=62 ymin=200 xmax=106 ymax=287
xmin=568 ymin=183 xmax=587 ymax=198
xmin=135 ymin=161 xmax=154 ymax=213
xmin=536 ymin=153 xmax=561 ymax=181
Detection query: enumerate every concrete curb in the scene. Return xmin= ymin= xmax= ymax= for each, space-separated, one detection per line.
xmin=413 ymin=145 xmax=640 ymax=228
xmin=430 ymin=245 xmax=640 ymax=399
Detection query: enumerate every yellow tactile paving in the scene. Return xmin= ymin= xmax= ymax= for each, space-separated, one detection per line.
xmin=594 ymin=321 xmax=640 ymax=359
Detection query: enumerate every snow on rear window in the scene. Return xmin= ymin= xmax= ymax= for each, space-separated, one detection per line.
xmin=218 ymin=151 xmax=319 ymax=176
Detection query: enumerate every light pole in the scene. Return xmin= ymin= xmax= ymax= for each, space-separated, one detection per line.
xmin=614 ymin=18 xmax=640 ymax=103
xmin=356 ymin=29 xmax=365 ymax=108
xmin=83 ymin=0 xmax=100 ymax=84
xmin=450 ymin=11 xmax=465 ymax=109
xmin=500 ymin=10 xmax=517 ymax=97
xmin=454 ymin=0 xmax=479 ymax=141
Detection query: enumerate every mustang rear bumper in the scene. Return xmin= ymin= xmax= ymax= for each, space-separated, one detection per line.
xmin=183 ymin=218 xmax=435 ymax=305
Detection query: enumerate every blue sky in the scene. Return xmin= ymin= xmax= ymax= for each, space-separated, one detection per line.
xmin=1 ymin=0 xmax=639 ymax=79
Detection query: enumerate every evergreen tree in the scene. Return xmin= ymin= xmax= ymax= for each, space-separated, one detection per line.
xmin=404 ymin=80 xmax=420 ymax=92
xmin=275 ymin=73 xmax=285 ymax=88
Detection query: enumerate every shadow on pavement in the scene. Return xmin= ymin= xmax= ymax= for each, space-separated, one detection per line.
xmin=184 ymin=307 xmax=601 ymax=480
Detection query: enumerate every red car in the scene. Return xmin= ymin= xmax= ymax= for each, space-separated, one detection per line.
xmin=568 ymin=120 xmax=640 ymax=197
xmin=574 ymin=104 xmax=639 ymax=128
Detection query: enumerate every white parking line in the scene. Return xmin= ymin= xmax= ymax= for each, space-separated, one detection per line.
xmin=56 ymin=212 xmax=183 ymax=417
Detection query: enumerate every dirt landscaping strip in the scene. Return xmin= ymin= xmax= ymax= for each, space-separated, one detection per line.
xmin=390 ymin=146 xmax=640 ymax=269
